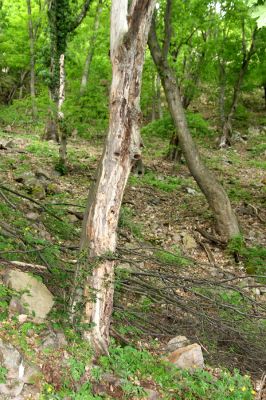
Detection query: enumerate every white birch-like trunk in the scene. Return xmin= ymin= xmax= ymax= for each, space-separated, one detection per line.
xmin=58 ymin=54 xmax=67 ymax=167
xmin=80 ymin=0 xmax=156 ymax=355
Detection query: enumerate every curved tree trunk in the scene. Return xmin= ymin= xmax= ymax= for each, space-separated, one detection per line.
xmin=80 ymin=0 xmax=156 ymax=355
xmin=149 ymin=9 xmax=240 ymax=241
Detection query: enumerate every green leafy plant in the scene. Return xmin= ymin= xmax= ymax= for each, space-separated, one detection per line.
xmin=0 ymin=366 xmax=8 ymax=384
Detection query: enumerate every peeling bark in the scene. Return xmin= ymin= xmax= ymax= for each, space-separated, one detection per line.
xmin=80 ymin=0 xmax=156 ymax=355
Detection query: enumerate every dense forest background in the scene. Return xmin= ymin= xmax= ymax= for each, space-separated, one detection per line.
xmin=0 ymin=0 xmax=266 ymax=399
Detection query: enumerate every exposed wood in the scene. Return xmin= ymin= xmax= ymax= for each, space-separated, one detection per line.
xmin=80 ymin=0 xmax=156 ymax=355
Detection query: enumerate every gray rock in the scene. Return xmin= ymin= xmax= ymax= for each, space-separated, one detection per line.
xmin=4 ymin=269 xmax=54 ymax=323
xmin=25 ymin=212 xmax=40 ymax=221
xmin=22 ymin=363 xmax=41 ymax=384
xmin=186 ymin=187 xmax=197 ymax=195
xmin=0 ymin=339 xmax=24 ymax=397
xmin=145 ymin=388 xmax=160 ymax=399
xmin=15 ymin=172 xmax=46 ymax=199
xmin=182 ymin=233 xmax=197 ymax=250
xmin=39 ymin=330 xmax=67 ymax=350
xmin=167 ymin=343 xmax=204 ymax=370
xmin=248 ymin=126 xmax=260 ymax=136
xmin=166 ymin=336 xmax=190 ymax=353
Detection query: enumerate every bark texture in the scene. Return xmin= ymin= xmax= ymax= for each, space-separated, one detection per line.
xmin=148 ymin=4 xmax=240 ymax=240
xmin=80 ymin=0 xmax=156 ymax=355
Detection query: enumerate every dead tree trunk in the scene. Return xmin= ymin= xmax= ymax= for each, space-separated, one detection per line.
xmin=149 ymin=3 xmax=240 ymax=241
xmin=80 ymin=0 xmax=156 ymax=355
xmin=26 ymin=0 xmax=37 ymax=118
xmin=219 ymin=24 xmax=257 ymax=147
xmin=80 ymin=0 xmax=103 ymax=96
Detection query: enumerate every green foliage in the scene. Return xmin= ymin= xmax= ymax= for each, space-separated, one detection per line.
xmin=98 ymin=344 xmax=255 ymax=400
xmin=141 ymin=111 xmax=213 ymax=141
xmin=234 ymin=104 xmax=250 ymax=123
xmin=155 ymin=246 xmax=190 ymax=267
xmin=228 ymin=235 xmax=266 ymax=277
xmin=0 ymin=365 xmax=7 ymax=384
xmin=118 ymin=206 xmax=143 ymax=239
xmin=0 ymin=283 xmax=14 ymax=320
xmin=130 ymin=171 xmax=182 ymax=192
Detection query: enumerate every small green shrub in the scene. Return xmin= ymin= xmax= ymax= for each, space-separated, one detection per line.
xmin=141 ymin=111 xmax=213 ymax=139
xmin=130 ymin=171 xmax=182 ymax=192
xmin=155 ymin=246 xmax=190 ymax=267
xmin=118 ymin=206 xmax=143 ymax=238
xmin=99 ymin=344 xmax=255 ymax=399
xmin=228 ymin=235 xmax=266 ymax=278
xmin=0 ymin=366 xmax=7 ymax=384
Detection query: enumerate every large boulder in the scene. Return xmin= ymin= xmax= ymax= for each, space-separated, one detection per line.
xmin=4 ymin=269 xmax=54 ymax=323
xmin=167 ymin=343 xmax=204 ymax=370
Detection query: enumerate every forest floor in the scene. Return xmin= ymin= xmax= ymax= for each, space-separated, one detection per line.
xmin=0 ymin=105 xmax=265 ymax=399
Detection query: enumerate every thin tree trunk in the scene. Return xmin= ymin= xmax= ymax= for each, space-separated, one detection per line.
xmin=149 ymin=7 xmax=240 ymax=241
xmin=219 ymin=26 xmax=257 ymax=147
xmin=156 ymin=74 xmax=162 ymax=118
xmin=80 ymin=0 xmax=103 ymax=95
xmin=80 ymin=0 xmax=156 ymax=355
xmin=26 ymin=0 xmax=37 ymax=118
xmin=219 ymin=59 xmax=226 ymax=130
xmin=151 ymin=72 xmax=156 ymax=121
xmin=58 ymin=54 xmax=67 ymax=169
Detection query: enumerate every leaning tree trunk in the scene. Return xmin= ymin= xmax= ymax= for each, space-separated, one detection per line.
xmin=149 ymin=13 xmax=240 ymax=241
xmin=26 ymin=0 xmax=37 ymax=118
xmin=80 ymin=0 xmax=156 ymax=355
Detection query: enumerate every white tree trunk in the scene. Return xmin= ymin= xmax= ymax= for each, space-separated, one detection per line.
xmin=80 ymin=0 xmax=156 ymax=355
xmin=58 ymin=54 xmax=67 ymax=167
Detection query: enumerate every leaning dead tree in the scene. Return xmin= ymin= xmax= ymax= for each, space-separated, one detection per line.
xmin=80 ymin=0 xmax=156 ymax=355
xmin=149 ymin=0 xmax=240 ymax=241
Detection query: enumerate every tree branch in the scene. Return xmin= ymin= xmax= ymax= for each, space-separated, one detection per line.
xmin=68 ymin=0 xmax=94 ymax=32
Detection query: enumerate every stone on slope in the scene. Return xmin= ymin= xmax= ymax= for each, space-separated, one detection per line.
xmin=166 ymin=336 xmax=190 ymax=353
xmin=167 ymin=343 xmax=204 ymax=370
xmin=0 ymin=338 xmax=24 ymax=398
xmin=4 ymin=269 xmax=54 ymax=322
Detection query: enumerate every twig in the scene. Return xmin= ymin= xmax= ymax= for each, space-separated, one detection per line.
xmin=0 ymin=189 xmax=16 ymax=209
xmin=0 ymin=183 xmax=63 ymax=221
xmin=258 ymin=373 xmax=266 ymax=400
